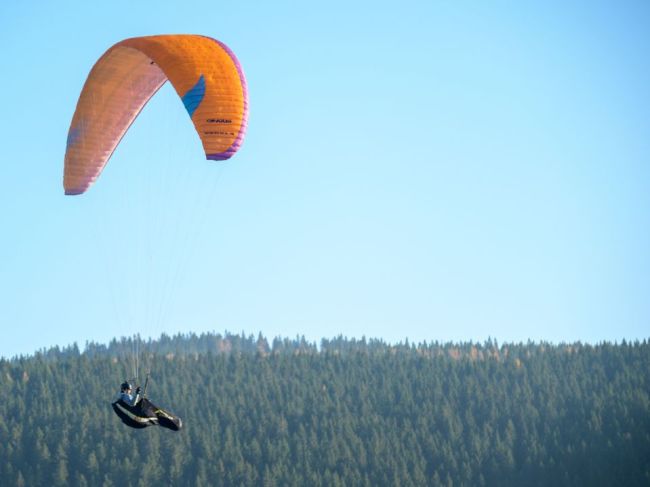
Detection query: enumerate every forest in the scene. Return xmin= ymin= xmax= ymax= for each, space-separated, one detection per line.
xmin=0 ymin=333 xmax=648 ymax=486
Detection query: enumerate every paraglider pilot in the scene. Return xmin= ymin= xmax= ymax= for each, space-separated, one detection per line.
xmin=118 ymin=381 xmax=142 ymax=407
xmin=112 ymin=379 xmax=182 ymax=431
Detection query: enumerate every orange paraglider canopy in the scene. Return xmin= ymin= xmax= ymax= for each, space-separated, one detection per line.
xmin=64 ymin=34 xmax=249 ymax=195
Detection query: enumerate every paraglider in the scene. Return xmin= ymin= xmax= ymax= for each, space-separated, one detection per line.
xmin=64 ymin=34 xmax=249 ymax=430
xmin=112 ymin=379 xmax=182 ymax=431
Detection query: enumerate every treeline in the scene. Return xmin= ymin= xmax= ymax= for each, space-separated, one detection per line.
xmin=0 ymin=333 xmax=648 ymax=486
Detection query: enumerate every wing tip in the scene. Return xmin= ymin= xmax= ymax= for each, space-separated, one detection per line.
xmin=206 ymin=152 xmax=233 ymax=161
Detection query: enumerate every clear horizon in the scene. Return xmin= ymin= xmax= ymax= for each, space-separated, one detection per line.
xmin=1 ymin=0 xmax=649 ymax=358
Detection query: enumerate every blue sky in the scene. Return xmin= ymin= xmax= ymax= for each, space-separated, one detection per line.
xmin=1 ymin=0 xmax=648 ymax=357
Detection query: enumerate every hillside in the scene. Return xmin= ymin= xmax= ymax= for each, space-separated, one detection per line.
xmin=1 ymin=333 xmax=648 ymax=486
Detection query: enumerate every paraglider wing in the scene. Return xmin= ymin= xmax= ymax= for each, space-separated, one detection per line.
xmin=64 ymin=34 xmax=249 ymax=195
